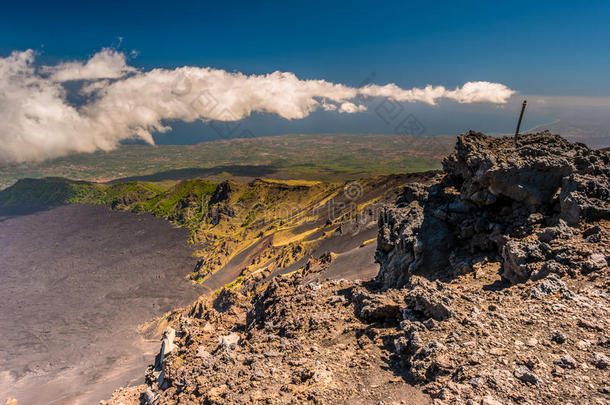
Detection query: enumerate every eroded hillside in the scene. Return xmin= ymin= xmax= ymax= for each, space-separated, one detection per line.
xmin=0 ymin=172 xmax=435 ymax=287
xmin=101 ymin=132 xmax=609 ymax=405
xmin=3 ymin=132 xmax=608 ymax=404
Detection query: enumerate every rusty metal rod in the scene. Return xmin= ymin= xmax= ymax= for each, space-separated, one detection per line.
xmin=515 ymin=100 xmax=527 ymax=137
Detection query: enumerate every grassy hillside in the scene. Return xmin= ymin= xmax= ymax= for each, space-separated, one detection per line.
xmin=0 ymin=172 xmax=437 ymax=284
xmin=0 ymin=178 xmax=165 ymax=207
xmin=0 ymin=132 xmax=454 ymax=284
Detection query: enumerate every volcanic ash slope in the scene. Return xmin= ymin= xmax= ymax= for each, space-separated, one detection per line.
xmin=105 ymin=131 xmax=609 ymax=405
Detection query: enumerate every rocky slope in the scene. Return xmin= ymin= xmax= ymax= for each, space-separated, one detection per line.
xmin=103 ymin=131 xmax=609 ymax=405
xmin=377 ymin=130 xmax=609 ymax=286
xmin=0 ymin=174 xmax=434 ymax=284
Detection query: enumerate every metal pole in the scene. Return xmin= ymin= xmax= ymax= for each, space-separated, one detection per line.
xmin=515 ymin=100 xmax=527 ymax=138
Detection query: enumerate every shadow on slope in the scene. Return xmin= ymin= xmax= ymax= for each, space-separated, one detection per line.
xmin=108 ymin=165 xmax=279 ymax=183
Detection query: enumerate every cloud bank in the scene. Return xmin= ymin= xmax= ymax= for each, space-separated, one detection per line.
xmin=0 ymin=49 xmax=516 ymax=164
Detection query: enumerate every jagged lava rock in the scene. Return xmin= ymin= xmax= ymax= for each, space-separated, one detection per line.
xmin=376 ymin=131 xmax=609 ymax=287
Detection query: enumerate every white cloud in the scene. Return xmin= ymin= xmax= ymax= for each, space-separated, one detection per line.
xmin=338 ymin=102 xmax=367 ymax=113
xmin=359 ymin=81 xmax=515 ymax=105
xmin=42 ymin=48 xmax=136 ymax=81
xmin=0 ymin=49 xmax=516 ymax=164
xmin=0 ymin=50 xmax=121 ymax=164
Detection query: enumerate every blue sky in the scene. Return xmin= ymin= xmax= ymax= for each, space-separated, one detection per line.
xmin=1 ymin=0 xmax=610 ymax=151
xmin=3 ymin=1 xmax=610 ymax=95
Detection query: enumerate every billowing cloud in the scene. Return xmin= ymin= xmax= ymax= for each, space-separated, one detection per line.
xmin=338 ymin=102 xmax=368 ymax=113
xmin=359 ymin=82 xmax=515 ymax=105
xmin=0 ymin=49 xmax=516 ymax=164
xmin=359 ymin=81 xmax=516 ymax=104
xmin=41 ymin=48 xmax=136 ymax=81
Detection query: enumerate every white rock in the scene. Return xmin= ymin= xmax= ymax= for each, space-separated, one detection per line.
xmin=482 ymin=396 xmax=503 ymax=405
xmin=161 ymin=327 xmax=176 ymax=355
xmin=219 ymin=333 xmax=240 ymax=350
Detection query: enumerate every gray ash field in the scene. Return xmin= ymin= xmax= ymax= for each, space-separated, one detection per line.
xmin=0 ymin=205 xmax=205 ymax=404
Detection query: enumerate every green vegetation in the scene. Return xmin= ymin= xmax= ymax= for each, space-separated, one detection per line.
xmin=0 ymin=133 xmax=452 ymax=285
xmin=0 ymin=177 xmax=165 ymax=207
xmin=130 ymin=179 xmax=218 ymax=223
xmin=0 ymin=171 xmax=428 ymax=285
xmin=0 ymin=133 xmax=454 ymax=189
xmin=0 ymin=177 xmax=100 ymax=206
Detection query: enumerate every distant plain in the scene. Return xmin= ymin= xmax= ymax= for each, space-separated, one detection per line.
xmin=0 ymin=133 xmax=455 ymax=190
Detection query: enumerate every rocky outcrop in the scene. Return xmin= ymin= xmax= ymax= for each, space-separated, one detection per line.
xmin=377 ymin=131 xmax=610 ymax=287
xmin=128 ymin=257 xmax=432 ymax=404
xmin=104 ymin=132 xmax=609 ymax=405
xmin=368 ymin=132 xmax=610 ymax=403
xmin=151 ymin=327 xmax=177 ymax=391
xmin=107 ymin=225 xmax=609 ymax=405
